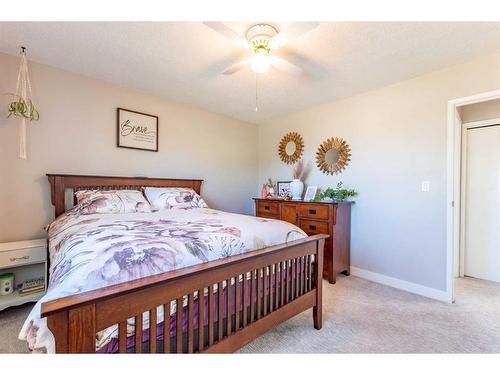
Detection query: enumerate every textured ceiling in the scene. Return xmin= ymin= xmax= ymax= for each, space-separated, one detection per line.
xmin=2 ymin=22 xmax=500 ymax=124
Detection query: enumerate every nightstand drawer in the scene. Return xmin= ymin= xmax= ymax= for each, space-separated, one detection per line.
xmin=298 ymin=204 xmax=330 ymax=220
xmin=0 ymin=246 xmax=46 ymax=268
xmin=299 ymin=219 xmax=329 ymax=235
xmin=256 ymin=200 xmax=279 ymax=216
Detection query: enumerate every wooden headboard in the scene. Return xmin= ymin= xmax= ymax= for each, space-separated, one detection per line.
xmin=47 ymin=174 xmax=204 ymax=218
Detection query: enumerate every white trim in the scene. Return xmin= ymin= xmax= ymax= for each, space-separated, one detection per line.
xmin=463 ymin=117 xmax=500 ymax=129
xmin=350 ymin=266 xmax=449 ymax=303
xmin=446 ymin=89 xmax=500 ymax=305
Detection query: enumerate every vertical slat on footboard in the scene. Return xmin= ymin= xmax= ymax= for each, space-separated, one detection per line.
xmin=242 ymin=273 xmax=248 ymax=327
xmin=176 ymin=297 xmax=183 ymax=353
xmin=188 ymin=294 xmax=194 ymax=353
xmin=208 ymin=285 xmax=214 ymax=346
xmin=119 ymin=321 xmax=127 ymax=353
xmin=292 ymin=258 xmax=299 ymax=299
xmin=250 ymin=271 xmax=255 ymax=323
xmin=307 ymin=255 xmax=312 ymax=291
xmin=163 ymin=303 xmax=170 ymax=354
xmin=198 ymin=290 xmax=204 ymax=352
xmin=218 ymin=282 xmax=223 ymax=341
xmin=263 ymin=267 xmax=268 ymax=316
xmin=285 ymin=259 xmax=292 ymax=303
xmin=136 ymin=313 xmax=143 ymax=353
xmin=299 ymin=257 xmax=302 ymax=296
xmin=256 ymin=269 xmax=262 ymax=320
xmin=272 ymin=264 xmax=278 ymax=312
xmin=235 ymin=275 xmax=241 ymax=330
xmin=280 ymin=261 xmax=285 ymax=307
xmin=226 ymin=277 xmax=232 ymax=335
xmin=150 ymin=308 xmax=157 ymax=353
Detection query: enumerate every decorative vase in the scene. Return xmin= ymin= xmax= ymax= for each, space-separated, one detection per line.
xmin=290 ymin=179 xmax=304 ymax=200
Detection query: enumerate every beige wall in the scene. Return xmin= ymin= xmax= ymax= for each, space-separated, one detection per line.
xmin=0 ymin=52 xmax=258 ymax=242
xmin=259 ymin=52 xmax=500 ymax=291
xmin=460 ymin=98 xmax=500 ymax=123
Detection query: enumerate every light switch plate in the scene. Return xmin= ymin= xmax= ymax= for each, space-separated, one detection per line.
xmin=421 ymin=181 xmax=430 ymax=192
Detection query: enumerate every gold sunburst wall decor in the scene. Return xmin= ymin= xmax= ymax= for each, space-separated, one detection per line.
xmin=278 ymin=132 xmax=304 ymax=164
xmin=316 ymin=137 xmax=351 ymax=175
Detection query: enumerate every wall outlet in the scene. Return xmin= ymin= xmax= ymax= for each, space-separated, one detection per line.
xmin=421 ymin=181 xmax=430 ymax=192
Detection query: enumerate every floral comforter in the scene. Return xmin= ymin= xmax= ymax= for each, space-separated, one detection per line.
xmin=19 ymin=207 xmax=306 ymax=353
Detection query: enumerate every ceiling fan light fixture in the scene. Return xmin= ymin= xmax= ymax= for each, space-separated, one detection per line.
xmin=251 ymin=48 xmax=270 ymax=73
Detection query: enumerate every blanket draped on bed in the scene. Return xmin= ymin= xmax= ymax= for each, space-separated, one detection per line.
xmin=19 ymin=207 xmax=306 ymax=353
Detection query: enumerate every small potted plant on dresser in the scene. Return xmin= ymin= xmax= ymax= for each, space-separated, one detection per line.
xmin=316 ymin=182 xmax=357 ymax=202
xmin=0 ymin=239 xmax=47 ymax=311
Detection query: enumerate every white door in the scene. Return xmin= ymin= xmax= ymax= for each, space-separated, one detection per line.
xmin=464 ymin=125 xmax=500 ymax=282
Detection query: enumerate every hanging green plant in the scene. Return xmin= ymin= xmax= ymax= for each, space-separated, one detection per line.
xmin=6 ymin=46 xmax=39 ymax=159
xmin=6 ymin=94 xmax=39 ymax=121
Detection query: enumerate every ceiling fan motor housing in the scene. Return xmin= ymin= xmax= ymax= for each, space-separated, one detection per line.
xmin=246 ymin=24 xmax=278 ymax=52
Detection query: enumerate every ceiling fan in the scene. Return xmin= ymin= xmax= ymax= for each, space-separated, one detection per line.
xmin=203 ymin=22 xmax=319 ymax=76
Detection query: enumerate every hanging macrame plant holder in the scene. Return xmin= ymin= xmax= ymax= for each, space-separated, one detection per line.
xmin=7 ymin=47 xmax=39 ymax=159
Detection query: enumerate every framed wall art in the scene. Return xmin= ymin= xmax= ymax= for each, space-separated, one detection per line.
xmin=117 ymin=107 xmax=158 ymax=152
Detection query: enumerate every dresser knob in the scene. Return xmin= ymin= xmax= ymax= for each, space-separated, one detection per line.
xmin=264 ymin=205 xmax=270 ymax=210
xmin=309 ymin=225 xmax=317 ymax=231
xmin=309 ymin=209 xmax=316 ymax=214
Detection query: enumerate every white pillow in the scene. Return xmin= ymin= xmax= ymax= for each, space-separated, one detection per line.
xmin=75 ymin=190 xmax=152 ymax=214
xmin=143 ymin=187 xmax=208 ymax=211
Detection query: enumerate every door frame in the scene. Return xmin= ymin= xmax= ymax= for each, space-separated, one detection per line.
xmin=447 ymin=89 xmax=500 ymax=303
xmin=459 ymin=117 xmax=500 ymax=278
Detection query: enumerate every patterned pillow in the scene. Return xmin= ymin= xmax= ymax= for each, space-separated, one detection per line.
xmin=75 ymin=190 xmax=152 ymax=214
xmin=143 ymin=187 xmax=208 ymax=211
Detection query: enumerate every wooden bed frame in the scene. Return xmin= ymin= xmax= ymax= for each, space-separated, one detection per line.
xmin=41 ymin=174 xmax=327 ymax=353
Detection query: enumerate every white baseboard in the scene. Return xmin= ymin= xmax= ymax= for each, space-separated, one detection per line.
xmin=349 ymin=266 xmax=451 ymax=303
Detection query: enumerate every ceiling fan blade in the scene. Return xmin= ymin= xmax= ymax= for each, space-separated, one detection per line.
xmin=271 ymin=57 xmax=303 ymax=76
xmin=203 ymin=22 xmax=248 ymax=47
xmin=269 ymin=22 xmax=319 ymax=49
xmin=222 ymin=59 xmax=249 ymax=75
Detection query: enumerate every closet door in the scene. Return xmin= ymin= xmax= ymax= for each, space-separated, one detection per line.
xmin=464 ymin=125 xmax=500 ymax=282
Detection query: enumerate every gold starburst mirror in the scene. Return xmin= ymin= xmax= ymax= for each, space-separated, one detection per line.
xmin=316 ymin=137 xmax=351 ymax=175
xmin=278 ymin=132 xmax=304 ymax=164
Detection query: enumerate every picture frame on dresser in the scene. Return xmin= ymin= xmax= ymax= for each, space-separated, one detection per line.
xmin=304 ymin=186 xmax=318 ymax=201
xmin=277 ymin=181 xmax=292 ymax=197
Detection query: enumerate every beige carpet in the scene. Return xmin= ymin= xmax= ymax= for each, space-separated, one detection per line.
xmin=1 ymin=275 xmax=499 ymax=353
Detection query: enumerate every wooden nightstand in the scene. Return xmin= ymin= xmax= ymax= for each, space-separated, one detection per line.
xmin=0 ymin=239 xmax=47 ymax=311
xmin=254 ymin=198 xmax=352 ymax=284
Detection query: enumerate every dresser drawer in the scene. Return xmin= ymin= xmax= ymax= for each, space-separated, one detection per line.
xmin=0 ymin=246 xmax=46 ymax=268
xmin=256 ymin=200 xmax=279 ymax=216
xmin=298 ymin=204 xmax=330 ymax=220
xmin=299 ymin=219 xmax=329 ymax=235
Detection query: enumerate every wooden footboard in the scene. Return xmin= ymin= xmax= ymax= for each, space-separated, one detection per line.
xmin=41 ymin=234 xmax=326 ymax=353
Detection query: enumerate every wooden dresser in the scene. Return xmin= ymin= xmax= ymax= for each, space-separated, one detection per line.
xmin=254 ymin=198 xmax=352 ymax=284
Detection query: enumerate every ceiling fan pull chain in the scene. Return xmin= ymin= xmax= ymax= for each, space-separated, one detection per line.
xmin=255 ymin=73 xmax=259 ymax=112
